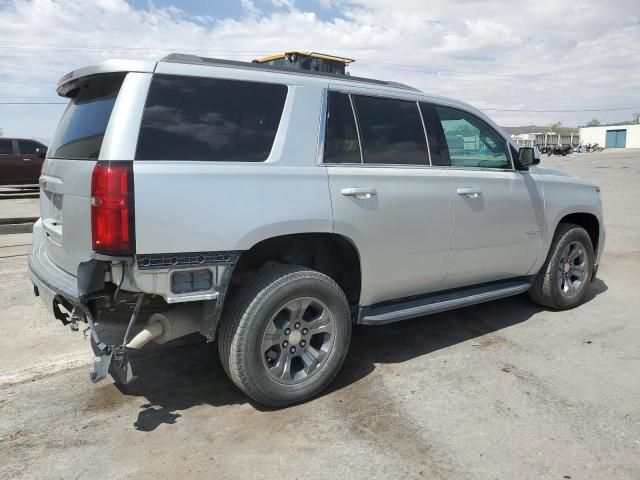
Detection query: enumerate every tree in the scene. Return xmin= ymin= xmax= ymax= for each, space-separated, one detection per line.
xmin=0 ymin=128 xmax=3 ymax=136
xmin=548 ymin=121 xmax=568 ymax=135
xmin=586 ymin=118 xmax=600 ymax=126
xmin=633 ymin=112 xmax=640 ymax=124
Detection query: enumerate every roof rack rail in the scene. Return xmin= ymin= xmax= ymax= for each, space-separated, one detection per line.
xmin=160 ymin=53 xmax=420 ymax=92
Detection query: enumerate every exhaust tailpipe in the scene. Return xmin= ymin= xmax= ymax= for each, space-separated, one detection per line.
xmin=126 ymin=304 xmax=202 ymax=350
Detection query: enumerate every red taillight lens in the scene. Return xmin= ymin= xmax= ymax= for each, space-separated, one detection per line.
xmin=91 ymin=161 xmax=135 ymax=255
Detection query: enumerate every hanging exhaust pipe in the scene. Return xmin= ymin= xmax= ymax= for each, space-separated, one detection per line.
xmin=126 ymin=303 xmax=202 ymax=350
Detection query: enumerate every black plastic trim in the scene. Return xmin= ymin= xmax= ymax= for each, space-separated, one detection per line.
xmin=136 ymin=251 xmax=241 ymax=270
xmin=420 ymin=102 xmax=450 ymax=166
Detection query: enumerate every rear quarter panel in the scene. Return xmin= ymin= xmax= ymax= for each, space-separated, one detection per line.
xmin=133 ymin=72 xmax=333 ymax=253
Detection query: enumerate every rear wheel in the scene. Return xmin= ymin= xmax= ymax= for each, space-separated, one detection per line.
xmin=529 ymin=223 xmax=594 ymax=309
xmin=218 ymin=265 xmax=352 ymax=407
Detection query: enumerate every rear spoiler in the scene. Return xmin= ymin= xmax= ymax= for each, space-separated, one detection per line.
xmin=56 ymin=59 xmax=156 ymax=97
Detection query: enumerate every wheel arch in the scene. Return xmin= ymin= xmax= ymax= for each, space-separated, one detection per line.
xmin=229 ymin=232 xmax=363 ymax=309
xmin=556 ymin=212 xmax=600 ymax=255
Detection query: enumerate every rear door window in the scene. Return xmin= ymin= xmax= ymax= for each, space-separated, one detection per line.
xmin=17 ymin=140 xmax=43 ymax=155
xmin=136 ymin=75 xmax=287 ymax=162
xmin=324 ymin=92 xmax=361 ymax=164
xmin=0 ymin=139 xmax=13 ymax=155
xmin=351 ymin=95 xmax=428 ymax=165
xmin=434 ymin=105 xmax=511 ymax=169
xmin=48 ymin=74 xmax=125 ymax=159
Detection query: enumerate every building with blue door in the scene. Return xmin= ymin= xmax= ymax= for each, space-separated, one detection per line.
xmin=580 ymin=122 xmax=640 ymax=149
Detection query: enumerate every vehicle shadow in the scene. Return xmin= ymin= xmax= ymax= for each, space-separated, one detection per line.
xmin=120 ymin=278 xmax=608 ymax=431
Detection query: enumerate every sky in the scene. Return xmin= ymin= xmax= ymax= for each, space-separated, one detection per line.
xmin=0 ymin=0 xmax=639 ymax=143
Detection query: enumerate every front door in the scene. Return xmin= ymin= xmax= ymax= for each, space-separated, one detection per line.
xmin=431 ymin=105 xmax=542 ymax=288
xmin=324 ymin=90 xmax=453 ymax=305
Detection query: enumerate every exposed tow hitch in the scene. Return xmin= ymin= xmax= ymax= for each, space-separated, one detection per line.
xmin=91 ymin=343 xmax=133 ymax=385
xmin=86 ymin=296 xmax=203 ymax=384
xmin=88 ymin=293 xmax=144 ymax=385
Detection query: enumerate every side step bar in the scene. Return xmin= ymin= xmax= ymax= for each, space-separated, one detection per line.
xmin=359 ymin=280 xmax=532 ymax=325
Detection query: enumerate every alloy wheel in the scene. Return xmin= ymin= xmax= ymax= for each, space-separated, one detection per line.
xmin=261 ymin=297 xmax=336 ymax=385
xmin=557 ymin=240 xmax=588 ymax=295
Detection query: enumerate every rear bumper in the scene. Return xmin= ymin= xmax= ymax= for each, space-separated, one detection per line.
xmin=28 ymin=220 xmax=82 ymax=313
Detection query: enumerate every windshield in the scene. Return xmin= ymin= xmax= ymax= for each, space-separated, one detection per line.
xmin=48 ymin=73 xmax=125 ymax=159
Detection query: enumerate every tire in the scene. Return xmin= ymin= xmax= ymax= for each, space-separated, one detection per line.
xmin=529 ymin=223 xmax=594 ymax=310
xmin=217 ymin=265 xmax=352 ymax=407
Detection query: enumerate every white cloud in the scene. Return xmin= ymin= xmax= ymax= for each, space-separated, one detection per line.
xmin=270 ymin=0 xmax=296 ymax=10
xmin=241 ymin=0 xmax=261 ymax=17
xmin=0 ymin=0 xmax=639 ymax=142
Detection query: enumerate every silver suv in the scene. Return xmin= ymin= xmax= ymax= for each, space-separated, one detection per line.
xmin=28 ymin=54 xmax=604 ymax=407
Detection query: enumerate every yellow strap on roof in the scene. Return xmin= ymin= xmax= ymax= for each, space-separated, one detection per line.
xmin=253 ymin=51 xmax=354 ymax=64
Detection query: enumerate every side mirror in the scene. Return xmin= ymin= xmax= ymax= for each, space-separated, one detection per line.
xmin=517 ymin=147 xmax=537 ymax=169
xmin=35 ymin=147 xmax=47 ymax=159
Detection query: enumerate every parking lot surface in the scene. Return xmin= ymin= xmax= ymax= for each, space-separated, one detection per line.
xmin=1 ymin=150 xmax=639 ymax=479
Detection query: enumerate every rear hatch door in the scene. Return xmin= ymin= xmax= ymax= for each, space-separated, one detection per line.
xmin=40 ymin=73 xmax=126 ymax=274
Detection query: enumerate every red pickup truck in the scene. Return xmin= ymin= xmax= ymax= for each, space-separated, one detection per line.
xmin=0 ymin=137 xmax=47 ymax=186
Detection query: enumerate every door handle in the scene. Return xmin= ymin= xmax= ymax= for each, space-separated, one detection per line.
xmin=22 ymin=158 xmax=31 ymax=162
xmin=341 ymin=187 xmax=377 ymax=199
xmin=456 ymin=187 xmax=482 ymax=199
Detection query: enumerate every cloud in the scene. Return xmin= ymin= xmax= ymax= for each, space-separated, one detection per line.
xmin=240 ymin=0 xmax=261 ymax=17
xmin=270 ymin=0 xmax=296 ymax=10
xmin=0 ymin=0 xmax=638 ymax=141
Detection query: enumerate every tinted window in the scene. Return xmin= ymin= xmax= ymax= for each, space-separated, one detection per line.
xmin=435 ymin=106 xmax=510 ymax=169
xmin=18 ymin=140 xmax=43 ymax=154
xmin=324 ymin=92 xmax=360 ymax=164
xmin=49 ymin=74 xmax=125 ymax=159
xmin=136 ymin=75 xmax=287 ymax=162
xmin=0 ymin=139 xmax=12 ymax=155
xmin=352 ymin=95 xmax=428 ymax=165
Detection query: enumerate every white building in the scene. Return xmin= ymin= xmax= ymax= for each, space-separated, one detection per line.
xmin=511 ymin=132 xmax=579 ymax=148
xmin=579 ymin=123 xmax=640 ymax=149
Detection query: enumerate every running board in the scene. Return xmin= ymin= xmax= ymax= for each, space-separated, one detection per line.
xmin=359 ymin=280 xmax=532 ymax=325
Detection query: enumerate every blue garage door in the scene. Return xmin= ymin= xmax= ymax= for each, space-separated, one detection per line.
xmin=605 ymin=129 xmax=627 ymax=148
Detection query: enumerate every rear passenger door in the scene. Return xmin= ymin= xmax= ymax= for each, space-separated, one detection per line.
xmin=16 ymin=140 xmax=45 ymax=183
xmin=0 ymin=139 xmax=21 ymax=184
xmin=325 ymin=90 xmax=453 ymax=306
xmin=430 ymin=104 xmax=543 ymax=288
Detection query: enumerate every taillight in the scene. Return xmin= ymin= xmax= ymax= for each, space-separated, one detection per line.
xmin=91 ymin=161 xmax=135 ymax=255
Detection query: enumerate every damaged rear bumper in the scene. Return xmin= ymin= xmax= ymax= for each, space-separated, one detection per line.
xmin=28 ymin=220 xmax=135 ymax=384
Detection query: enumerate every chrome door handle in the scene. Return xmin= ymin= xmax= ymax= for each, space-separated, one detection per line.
xmin=457 ymin=187 xmax=482 ymax=199
xmin=341 ymin=187 xmax=377 ymax=199
xmin=22 ymin=158 xmax=31 ymax=162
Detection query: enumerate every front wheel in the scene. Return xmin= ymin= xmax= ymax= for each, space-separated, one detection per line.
xmin=529 ymin=223 xmax=594 ymax=310
xmin=218 ymin=265 xmax=352 ymax=407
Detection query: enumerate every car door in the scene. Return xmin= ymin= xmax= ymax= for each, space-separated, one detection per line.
xmin=430 ymin=104 xmax=543 ymax=288
xmin=16 ymin=139 xmax=45 ymax=184
xmin=0 ymin=139 xmax=22 ymax=185
xmin=325 ymin=90 xmax=453 ymax=306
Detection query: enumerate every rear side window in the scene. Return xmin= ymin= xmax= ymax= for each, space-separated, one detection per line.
xmin=18 ymin=140 xmax=43 ymax=154
xmin=136 ymin=75 xmax=287 ymax=162
xmin=351 ymin=95 xmax=428 ymax=165
xmin=324 ymin=92 xmax=361 ymax=164
xmin=435 ymin=106 xmax=510 ymax=169
xmin=49 ymin=74 xmax=125 ymax=159
xmin=0 ymin=139 xmax=12 ymax=154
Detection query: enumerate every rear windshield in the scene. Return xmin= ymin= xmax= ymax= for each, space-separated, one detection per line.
xmin=135 ymin=74 xmax=287 ymax=162
xmin=48 ymin=74 xmax=125 ymax=159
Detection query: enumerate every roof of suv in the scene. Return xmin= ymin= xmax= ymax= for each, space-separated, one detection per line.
xmin=56 ymin=53 xmax=421 ymax=96
xmin=161 ymin=53 xmax=421 ymax=92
